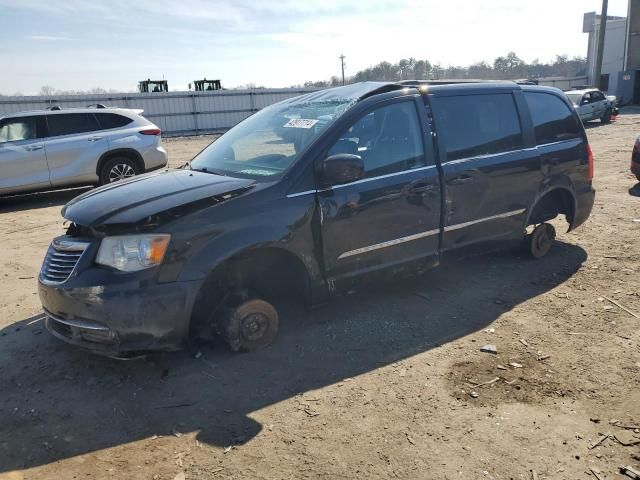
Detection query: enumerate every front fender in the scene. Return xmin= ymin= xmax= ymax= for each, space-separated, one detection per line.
xmin=161 ymin=195 xmax=324 ymax=290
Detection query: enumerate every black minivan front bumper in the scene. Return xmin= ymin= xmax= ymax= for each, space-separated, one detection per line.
xmin=38 ymin=270 xmax=202 ymax=358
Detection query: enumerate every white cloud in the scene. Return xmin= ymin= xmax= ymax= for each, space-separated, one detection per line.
xmin=25 ymin=34 xmax=71 ymax=41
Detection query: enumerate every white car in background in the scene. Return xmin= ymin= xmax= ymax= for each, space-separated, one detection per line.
xmin=565 ymin=88 xmax=615 ymax=123
xmin=0 ymin=106 xmax=167 ymax=195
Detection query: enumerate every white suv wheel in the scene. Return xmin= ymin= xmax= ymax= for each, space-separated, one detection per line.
xmin=108 ymin=163 xmax=136 ymax=182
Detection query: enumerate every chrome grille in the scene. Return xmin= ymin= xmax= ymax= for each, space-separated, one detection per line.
xmin=41 ymin=239 xmax=89 ymax=284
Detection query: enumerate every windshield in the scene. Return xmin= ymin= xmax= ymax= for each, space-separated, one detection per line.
xmin=190 ymin=99 xmax=355 ymax=179
xmin=566 ymin=93 xmax=582 ymax=105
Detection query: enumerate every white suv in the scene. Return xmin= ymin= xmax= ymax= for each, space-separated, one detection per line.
xmin=0 ymin=106 xmax=168 ymax=195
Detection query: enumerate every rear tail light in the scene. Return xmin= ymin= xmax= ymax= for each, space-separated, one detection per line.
xmin=587 ymin=144 xmax=594 ymax=180
xmin=139 ymin=128 xmax=161 ymax=136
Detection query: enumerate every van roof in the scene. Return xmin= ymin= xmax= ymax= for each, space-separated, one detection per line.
xmin=288 ymin=80 xmax=558 ymax=106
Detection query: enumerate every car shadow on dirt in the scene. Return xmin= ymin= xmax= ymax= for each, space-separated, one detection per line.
xmin=0 ymin=187 xmax=91 ymax=213
xmin=0 ymin=241 xmax=587 ymax=472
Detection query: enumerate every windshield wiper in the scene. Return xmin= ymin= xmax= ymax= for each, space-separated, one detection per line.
xmin=191 ymin=166 xmax=227 ymax=176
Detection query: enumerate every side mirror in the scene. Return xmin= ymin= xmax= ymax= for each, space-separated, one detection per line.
xmin=318 ymin=153 xmax=364 ymax=187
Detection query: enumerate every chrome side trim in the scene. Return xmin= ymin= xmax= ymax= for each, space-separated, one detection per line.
xmin=286 ymin=189 xmax=316 ymax=198
xmin=441 ymin=147 xmax=537 ymax=166
xmin=537 ymin=137 xmax=582 ymax=148
xmin=286 ymin=164 xmax=438 ymax=198
xmin=337 ymin=208 xmax=527 ymax=259
xmin=45 ymin=310 xmax=110 ymax=332
xmin=337 ymin=228 xmax=439 ymax=259
xmin=444 ymin=208 xmax=526 ymax=232
xmin=332 ymin=165 xmax=437 ymax=190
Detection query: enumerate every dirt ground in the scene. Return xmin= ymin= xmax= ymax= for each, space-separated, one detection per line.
xmin=0 ymin=116 xmax=639 ymax=480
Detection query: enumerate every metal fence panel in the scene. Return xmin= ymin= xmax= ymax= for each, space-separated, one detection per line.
xmin=0 ymin=88 xmax=317 ymax=136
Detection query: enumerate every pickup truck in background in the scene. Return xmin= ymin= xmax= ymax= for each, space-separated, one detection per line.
xmin=38 ymin=81 xmax=595 ymax=357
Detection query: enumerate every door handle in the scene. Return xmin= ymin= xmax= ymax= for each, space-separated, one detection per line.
xmin=409 ymin=184 xmax=437 ymax=195
xmin=88 ymin=136 xmax=103 ymax=142
xmin=447 ymin=174 xmax=473 ymax=186
xmin=25 ymin=144 xmax=44 ymax=151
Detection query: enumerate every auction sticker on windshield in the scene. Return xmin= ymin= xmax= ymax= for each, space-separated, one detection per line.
xmin=283 ymin=119 xmax=319 ymax=129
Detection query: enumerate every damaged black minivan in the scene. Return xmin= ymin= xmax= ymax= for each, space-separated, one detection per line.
xmin=38 ymin=81 xmax=595 ymax=357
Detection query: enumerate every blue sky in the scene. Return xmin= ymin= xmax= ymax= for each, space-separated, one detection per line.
xmin=0 ymin=0 xmax=629 ymax=94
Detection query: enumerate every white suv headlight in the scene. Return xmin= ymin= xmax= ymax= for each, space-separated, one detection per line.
xmin=96 ymin=234 xmax=171 ymax=272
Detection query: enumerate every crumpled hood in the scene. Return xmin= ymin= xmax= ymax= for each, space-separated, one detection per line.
xmin=62 ymin=169 xmax=254 ymax=226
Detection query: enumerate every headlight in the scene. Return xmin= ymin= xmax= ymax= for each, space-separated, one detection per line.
xmin=96 ymin=234 xmax=171 ymax=272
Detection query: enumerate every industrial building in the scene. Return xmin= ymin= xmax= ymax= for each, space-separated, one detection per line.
xmin=584 ymin=0 xmax=640 ymax=103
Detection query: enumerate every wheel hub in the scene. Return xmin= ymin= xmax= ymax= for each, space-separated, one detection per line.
xmin=531 ymin=223 xmax=555 ymax=258
xmin=240 ymin=313 xmax=268 ymax=341
xmin=108 ymin=163 xmax=136 ymax=182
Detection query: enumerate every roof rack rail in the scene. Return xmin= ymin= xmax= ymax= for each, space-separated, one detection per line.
xmin=397 ymin=79 xmax=510 ymax=86
xmin=514 ymin=79 xmax=538 ymax=85
xmin=86 ymin=103 xmax=107 ymax=109
xmin=48 ymin=106 xmax=62 ymax=111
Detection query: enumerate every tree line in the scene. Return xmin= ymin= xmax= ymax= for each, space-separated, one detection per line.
xmin=300 ymin=52 xmax=588 ymax=88
xmin=0 ymin=52 xmax=588 ymax=95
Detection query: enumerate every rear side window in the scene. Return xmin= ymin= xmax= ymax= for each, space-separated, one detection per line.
xmin=95 ymin=113 xmax=133 ymax=129
xmin=0 ymin=116 xmax=40 ymax=143
xmin=432 ymin=93 xmax=523 ymax=161
xmin=524 ymin=92 xmax=582 ymax=145
xmin=46 ymin=113 xmax=101 ymax=137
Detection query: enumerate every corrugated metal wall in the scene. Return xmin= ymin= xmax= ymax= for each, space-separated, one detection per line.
xmin=0 ymin=88 xmax=318 ymax=137
xmin=536 ymin=76 xmax=589 ymax=91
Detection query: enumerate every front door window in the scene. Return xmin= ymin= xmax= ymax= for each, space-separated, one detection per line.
xmin=328 ymin=101 xmax=426 ymax=179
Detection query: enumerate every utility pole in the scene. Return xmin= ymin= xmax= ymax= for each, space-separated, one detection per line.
xmin=339 ymin=54 xmax=346 ymax=86
xmin=593 ymin=0 xmax=608 ymax=90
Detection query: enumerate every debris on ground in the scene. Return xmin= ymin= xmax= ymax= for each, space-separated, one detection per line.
xmin=509 ymin=362 xmax=523 ymax=368
xmin=480 ymin=345 xmax=497 ymax=354
xmin=519 ymin=339 xmax=529 ymax=347
xmin=620 ymin=465 xmax=640 ymax=479
xmin=602 ymin=295 xmax=640 ymax=319
xmin=611 ymin=421 xmax=640 ymax=430
xmin=589 ymin=467 xmax=606 ymax=480
xmin=589 ymin=434 xmax=609 ymax=449
xmin=405 ymin=432 xmax=416 ymax=445
xmin=614 ymin=431 xmax=640 ymax=446
xmin=303 ymin=406 xmax=320 ymax=417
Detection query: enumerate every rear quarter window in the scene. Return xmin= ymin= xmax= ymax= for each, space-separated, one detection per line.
xmin=46 ymin=113 xmax=101 ymax=137
xmin=524 ymin=92 xmax=582 ymax=145
xmin=432 ymin=93 xmax=523 ymax=161
xmin=95 ymin=113 xmax=134 ymax=129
